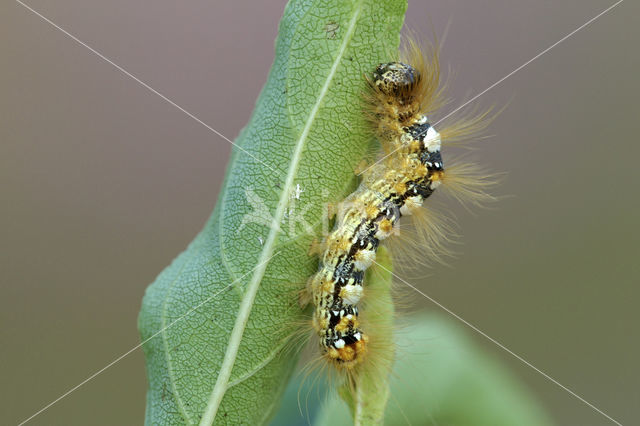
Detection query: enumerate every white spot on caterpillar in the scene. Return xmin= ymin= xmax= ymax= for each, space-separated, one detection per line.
xmin=334 ymin=339 xmax=345 ymax=349
xmin=341 ymin=284 xmax=363 ymax=305
xmin=354 ymin=332 xmax=361 ymax=341
xmin=400 ymin=196 xmax=422 ymax=215
xmin=354 ymin=249 xmax=376 ymax=270
xmin=424 ymin=126 xmax=441 ymax=152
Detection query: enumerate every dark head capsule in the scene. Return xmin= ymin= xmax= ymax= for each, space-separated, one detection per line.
xmin=372 ymin=62 xmax=420 ymax=101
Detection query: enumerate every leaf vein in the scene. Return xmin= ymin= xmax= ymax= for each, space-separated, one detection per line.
xmin=198 ymin=2 xmax=365 ymax=424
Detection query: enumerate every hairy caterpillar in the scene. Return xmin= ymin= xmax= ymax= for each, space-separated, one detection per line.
xmin=304 ymin=39 xmax=494 ymax=375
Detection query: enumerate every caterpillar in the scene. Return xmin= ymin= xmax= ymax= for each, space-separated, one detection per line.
xmin=305 ymin=39 xmax=495 ymax=374
xmin=305 ymin=45 xmax=445 ymax=372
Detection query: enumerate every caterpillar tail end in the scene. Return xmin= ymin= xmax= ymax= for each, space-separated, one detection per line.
xmin=325 ymin=333 xmax=369 ymax=370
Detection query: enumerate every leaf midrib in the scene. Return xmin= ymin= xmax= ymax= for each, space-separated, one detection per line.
xmin=197 ymin=2 xmax=364 ymax=424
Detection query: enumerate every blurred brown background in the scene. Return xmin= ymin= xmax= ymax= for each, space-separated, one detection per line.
xmin=1 ymin=0 xmax=638 ymax=425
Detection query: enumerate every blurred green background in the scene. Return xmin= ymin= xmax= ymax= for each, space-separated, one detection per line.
xmin=1 ymin=0 xmax=638 ymax=425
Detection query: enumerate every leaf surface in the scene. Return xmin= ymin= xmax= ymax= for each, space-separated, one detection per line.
xmin=138 ymin=1 xmax=407 ymax=424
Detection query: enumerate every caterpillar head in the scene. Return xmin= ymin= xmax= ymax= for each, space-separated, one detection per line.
xmin=372 ymin=62 xmax=419 ymax=102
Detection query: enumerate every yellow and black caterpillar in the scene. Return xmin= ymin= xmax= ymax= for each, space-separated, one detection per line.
xmin=307 ymin=43 xmax=454 ymax=370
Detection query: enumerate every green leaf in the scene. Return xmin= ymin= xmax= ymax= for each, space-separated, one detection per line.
xmin=137 ymin=1 xmax=407 ymax=425
xmin=312 ymin=313 xmax=554 ymax=426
